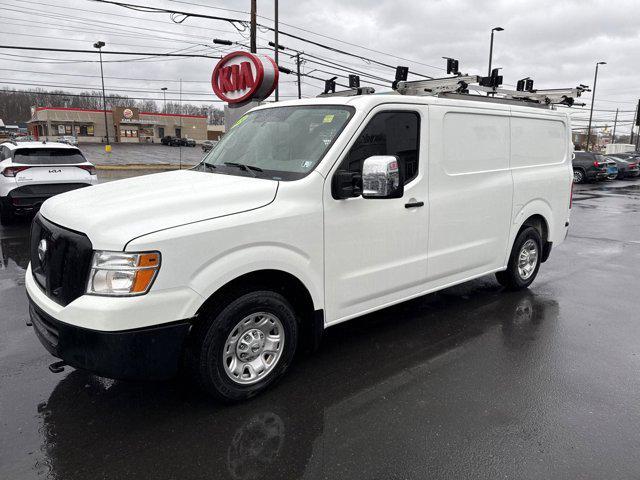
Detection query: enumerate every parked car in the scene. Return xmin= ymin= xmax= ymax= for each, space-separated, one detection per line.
xmin=162 ymin=136 xmax=195 ymax=147
xmin=57 ymin=136 xmax=78 ymax=146
xmin=26 ymin=95 xmax=572 ymax=402
xmin=202 ymin=140 xmax=218 ymax=152
xmin=572 ymin=151 xmax=608 ymax=183
xmin=607 ymin=155 xmax=640 ymax=179
xmin=0 ymin=141 xmax=97 ymax=225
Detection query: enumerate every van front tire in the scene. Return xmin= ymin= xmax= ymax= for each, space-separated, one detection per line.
xmin=496 ymin=227 xmax=542 ymax=290
xmin=193 ymin=291 xmax=298 ymax=403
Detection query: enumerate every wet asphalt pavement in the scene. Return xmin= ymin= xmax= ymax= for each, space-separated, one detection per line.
xmin=80 ymin=143 xmax=202 ymax=167
xmin=2 ymin=178 xmax=640 ymax=479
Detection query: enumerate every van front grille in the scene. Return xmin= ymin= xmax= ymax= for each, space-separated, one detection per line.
xmin=30 ymin=213 xmax=93 ymax=307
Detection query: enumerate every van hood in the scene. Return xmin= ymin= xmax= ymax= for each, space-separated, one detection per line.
xmin=40 ymin=170 xmax=278 ymax=250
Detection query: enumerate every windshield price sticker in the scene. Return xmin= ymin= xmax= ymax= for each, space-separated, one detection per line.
xmin=232 ymin=115 xmax=248 ymax=129
xmin=323 ymin=114 xmax=335 ymax=123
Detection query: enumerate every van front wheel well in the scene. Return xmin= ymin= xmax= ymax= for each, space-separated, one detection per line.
xmin=192 ymin=270 xmax=320 ymax=352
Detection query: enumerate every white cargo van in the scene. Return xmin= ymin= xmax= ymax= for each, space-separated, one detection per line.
xmin=26 ymin=94 xmax=573 ymax=401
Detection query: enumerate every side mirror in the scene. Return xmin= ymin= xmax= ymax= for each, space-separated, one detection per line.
xmin=332 ymin=170 xmax=362 ymax=199
xmin=362 ymin=155 xmax=404 ymax=199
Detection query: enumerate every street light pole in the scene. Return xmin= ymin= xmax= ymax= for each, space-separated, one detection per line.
xmin=586 ymin=61 xmax=606 ymax=152
xmin=161 ymin=87 xmax=167 ymax=113
xmin=488 ymin=27 xmax=504 ymax=77
xmin=93 ymin=41 xmax=110 ymax=152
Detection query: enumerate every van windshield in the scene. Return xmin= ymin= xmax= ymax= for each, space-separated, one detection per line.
xmin=13 ymin=148 xmax=86 ymax=165
xmin=198 ymin=105 xmax=354 ymax=180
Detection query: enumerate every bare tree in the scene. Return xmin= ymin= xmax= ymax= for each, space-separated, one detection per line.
xmin=0 ymin=88 xmax=224 ymax=125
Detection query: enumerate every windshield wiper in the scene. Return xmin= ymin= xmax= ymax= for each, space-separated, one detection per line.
xmin=199 ymin=162 xmax=216 ymax=172
xmin=223 ymin=161 xmax=263 ymax=177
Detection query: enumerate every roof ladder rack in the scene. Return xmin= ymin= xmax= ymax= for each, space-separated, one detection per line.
xmin=393 ymin=58 xmax=590 ymax=108
xmin=317 ymin=87 xmax=375 ymax=98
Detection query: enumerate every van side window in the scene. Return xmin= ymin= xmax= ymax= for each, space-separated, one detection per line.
xmin=340 ymin=111 xmax=420 ymax=184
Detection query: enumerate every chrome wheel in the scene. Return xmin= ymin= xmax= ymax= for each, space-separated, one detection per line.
xmin=223 ymin=312 xmax=285 ymax=385
xmin=517 ymin=239 xmax=538 ymax=280
xmin=573 ymin=170 xmax=584 ymax=184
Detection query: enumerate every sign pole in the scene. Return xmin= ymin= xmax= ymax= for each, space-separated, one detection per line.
xmin=274 ymin=0 xmax=279 ymax=101
xmin=250 ymin=0 xmax=257 ymax=53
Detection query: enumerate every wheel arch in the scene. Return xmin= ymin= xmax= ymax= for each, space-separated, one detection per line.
xmin=193 ymin=269 xmax=323 ymax=352
xmin=506 ymin=202 xmax=553 ymax=266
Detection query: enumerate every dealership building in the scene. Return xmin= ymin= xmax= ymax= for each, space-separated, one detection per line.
xmin=28 ymin=106 xmax=209 ymax=144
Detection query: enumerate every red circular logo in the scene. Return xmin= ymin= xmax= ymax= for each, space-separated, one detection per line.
xmin=123 ymin=108 xmax=134 ymax=119
xmin=211 ymin=51 xmax=279 ymax=104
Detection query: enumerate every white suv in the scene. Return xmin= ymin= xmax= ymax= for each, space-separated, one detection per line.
xmin=0 ymin=141 xmax=98 ymax=224
xmin=26 ymin=95 xmax=572 ymax=402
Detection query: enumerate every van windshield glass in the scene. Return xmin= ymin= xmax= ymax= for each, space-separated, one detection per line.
xmin=198 ymin=105 xmax=354 ymax=180
xmin=13 ymin=148 xmax=86 ymax=165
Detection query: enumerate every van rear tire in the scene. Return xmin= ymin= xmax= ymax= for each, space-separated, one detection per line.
xmin=496 ymin=227 xmax=542 ymax=290
xmin=191 ymin=290 xmax=298 ymax=403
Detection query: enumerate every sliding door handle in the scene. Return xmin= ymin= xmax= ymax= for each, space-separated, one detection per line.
xmin=404 ymin=201 xmax=424 ymax=209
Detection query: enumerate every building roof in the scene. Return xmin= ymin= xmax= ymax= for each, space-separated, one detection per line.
xmin=33 ymin=106 xmax=207 ymax=119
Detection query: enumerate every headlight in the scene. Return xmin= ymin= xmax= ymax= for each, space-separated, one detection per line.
xmin=86 ymin=251 xmax=161 ymax=296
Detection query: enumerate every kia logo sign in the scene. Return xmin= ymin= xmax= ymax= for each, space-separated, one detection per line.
xmin=212 ymin=51 xmax=279 ymax=104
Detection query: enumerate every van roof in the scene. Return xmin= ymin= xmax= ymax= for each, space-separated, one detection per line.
xmin=253 ymin=93 xmax=570 ymax=119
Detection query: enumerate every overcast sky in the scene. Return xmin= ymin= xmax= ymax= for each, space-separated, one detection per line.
xmin=1 ymin=0 xmax=639 ymax=133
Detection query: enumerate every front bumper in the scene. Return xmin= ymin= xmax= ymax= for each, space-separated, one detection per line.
xmin=28 ymin=295 xmax=192 ymax=380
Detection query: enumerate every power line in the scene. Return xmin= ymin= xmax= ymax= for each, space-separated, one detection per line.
xmin=90 ymin=0 xmax=435 ymax=79
xmin=0 ymin=28 xmax=214 ymax=51
xmin=167 ymin=0 xmax=447 ymax=73
xmin=0 ymin=88 xmax=223 ymax=103
xmin=0 ymin=45 xmax=219 ymax=58
xmin=0 ymin=79 xmax=215 ymax=96
xmin=0 ymin=68 xmax=212 ymax=84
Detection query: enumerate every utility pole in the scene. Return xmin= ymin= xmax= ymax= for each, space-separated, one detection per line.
xmin=93 ymin=41 xmax=110 ymax=152
xmin=632 ymin=100 xmax=640 ymax=146
xmin=296 ymin=52 xmax=302 ymax=99
xmin=586 ymin=61 xmax=606 ymax=152
xmin=161 ymin=87 xmax=167 ymax=113
xmin=636 ymin=99 xmax=640 ymax=151
xmin=612 ymin=108 xmax=618 ymax=143
xmin=274 ymin=0 xmax=279 ymax=101
xmin=250 ymin=0 xmax=257 ymax=53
